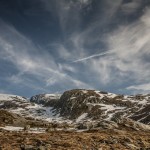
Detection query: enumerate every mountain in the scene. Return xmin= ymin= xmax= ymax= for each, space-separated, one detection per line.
xmin=53 ymin=89 xmax=150 ymax=124
xmin=30 ymin=93 xmax=61 ymax=106
xmin=0 ymin=89 xmax=150 ymax=125
xmin=0 ymin=94 xmax=62 ymax=123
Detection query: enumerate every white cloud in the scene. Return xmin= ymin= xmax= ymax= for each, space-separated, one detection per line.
xmin=47 ymin=1 xmax=150 ymax=92
xmin=0 ymin=19 xmax=91 ymax=91
xmin=75 ymin=6 xmax=150 ymax=89
xmin=58 ymin=63 xmax=76 ymax=72
xmin=121 ymin=0 xmax=142 ymax=14
xmin=141 ymin=8 xmax=150 ymax=27
xmin=46 ymin=77 xmax=57 ymax=86
xmin=1 ymin=1 xmax=149 ymax=94
xmin=106 ymin=8 xmax=150 ymax=81
xmin=72 ymin=50 xmax=114 ymax=63
xmin=126 ymin=83 xmax=150 ymax=93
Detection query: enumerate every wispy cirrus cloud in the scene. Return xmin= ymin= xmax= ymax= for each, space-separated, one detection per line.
xmin=87 ymin=7 xmax=150 ymax=92
xmin=121 ymin=0 xmax=142 ymax=15
xmin=72 ymin=50 xmax=114 ymax=63
xmin=0 ymin=0 xmax=149 ymax=96
xmin=40 ymin=0 xmax=150 ymax=93
xmin=0 ymin=19 xmax=92 ymax=95
xmin=126 ymin=83 xmax=150 ymax=94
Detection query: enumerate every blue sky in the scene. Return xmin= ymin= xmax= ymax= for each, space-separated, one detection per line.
xmin=0 ymin=0 xmax=150 ymax=97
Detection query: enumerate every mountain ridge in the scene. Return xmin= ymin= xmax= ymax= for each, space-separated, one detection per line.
xmin=0 ymin=89 xmax=149 ymax=124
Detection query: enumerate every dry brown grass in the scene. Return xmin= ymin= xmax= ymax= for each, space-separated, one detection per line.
xmin=0 ymin=129 xmax=150 ymax=150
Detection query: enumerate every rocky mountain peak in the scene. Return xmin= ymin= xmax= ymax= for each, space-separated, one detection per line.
xmin=54 ymin=89 xmax=150 ymax=124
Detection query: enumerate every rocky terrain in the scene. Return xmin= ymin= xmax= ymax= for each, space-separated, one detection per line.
xmin=28 ymin=89 xmax=150 ymax=124
xmin=30 ymin=94 xmax=61 ymax=107
xmin=0 ymin=127 xmax=150 ymax=150
xmin=54 ymin=89 xmax=150 ymax=124
xmin=0 ymin=89 xmax=150 ymax=149
xmin=0 ymin=94 xmax=63 ymax=123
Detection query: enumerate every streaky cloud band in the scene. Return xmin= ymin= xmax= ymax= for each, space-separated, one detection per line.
xmin=72 ymin=49 xmax=114 ymax=63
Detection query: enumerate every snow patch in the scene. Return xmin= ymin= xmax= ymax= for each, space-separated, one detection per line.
xmin=0 ymin=126 xmax=23 ymax=131
xmin=0 ymin=126 xmax=46 ymax=133
xmin=0 ymin=94 xmax=26 ymax=101
xmin=45 ymin=94 xmax=61 ymax=99
xmin=107 ymin=93 xmax=117 ymax=98
xmin=76 ymin=113 xmax=88 ymax=122
xmin=99 ymin=104 xmax=126 ymax=113
xmin=81 ymin=90 xmax=88 ymax=94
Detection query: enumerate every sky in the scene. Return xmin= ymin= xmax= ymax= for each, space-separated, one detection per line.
xmin=0 ymin=0 xmax=150 ymax=97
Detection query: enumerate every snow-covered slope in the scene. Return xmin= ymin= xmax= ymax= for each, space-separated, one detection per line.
xmin=0 ymin=94 xmax=29 ymax=109
xmin=30 ymin=93 xmax=61 ymax=106
xmin=0 ymin=94 xmax=63 ymax=123
xmin=0 ymin=94 xmax=26 ymax=101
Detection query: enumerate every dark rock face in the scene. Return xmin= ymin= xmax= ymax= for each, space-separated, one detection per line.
xmin=54 ymin=89 xmax=101 ymax=119
xmin=130 ymin=104 xmax=150 ymax=124
xmin=54 ymin=89 xmax=150 ymax=124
